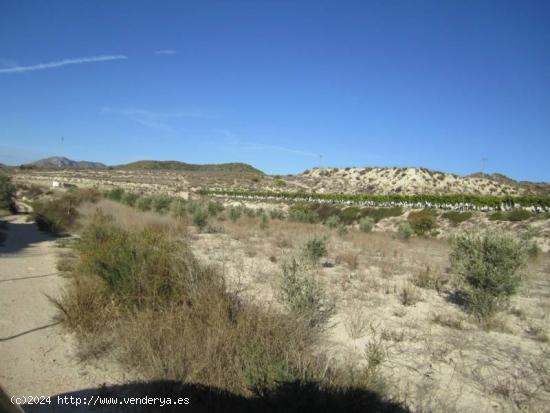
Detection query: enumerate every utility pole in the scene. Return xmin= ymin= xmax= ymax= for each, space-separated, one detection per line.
xmin=481 ymin=157 xmax=488 ymax=175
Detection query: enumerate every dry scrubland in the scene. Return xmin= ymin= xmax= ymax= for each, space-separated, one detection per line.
xmin=12 ymin=165 xmax=550 ymax=197
xmin=12 ymin=177 xmax=549 ymax=413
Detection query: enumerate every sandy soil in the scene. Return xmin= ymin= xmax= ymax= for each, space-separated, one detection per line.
xmin=0 ymin=215 xmax=122 ymax=410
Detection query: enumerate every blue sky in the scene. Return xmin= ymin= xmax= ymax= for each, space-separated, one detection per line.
xmin=1 ymin=0 xmax=549 ymax=181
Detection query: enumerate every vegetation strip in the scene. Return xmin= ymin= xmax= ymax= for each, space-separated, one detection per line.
xmin=198 ymin=189 xmax=550 ymax=210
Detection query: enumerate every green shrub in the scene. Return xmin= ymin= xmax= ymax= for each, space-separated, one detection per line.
xmin=450 ymin=230 xmax=529 ymax=320
xmin=325 ymin=215 xmax=341 ymax=228
xmin=397 ymin=222 xmax=413 ymax=240
xmin=507 ymin=209 xmax=533 ymax=221
xmin=192 ymin=208 xmax=208 ymax=230
xmin=186 ymin=201 xmax=200 ymax=215
xmin=259 ymin=213 xmax=269 ymax=229
xmin=243 ymin=341 xmax=294 ymax=396
xmin=121 ymin=192 xmax=139 ymax=207
xmin=442 ymin=211 xmax=472 ymax=225
xmin=338 ymin=207 xmax=361 ymax=225
xmin=76 ymin=214 xmax=181 ymax=304
xmin=243 ymin=207 xmax=255 ymax=218
xmin=359 ymin=207 xmax=403 ymax=223
xmin=302 ymin=236 xmax=327 ymax=264
xmin=407 ymin=209 xmax=437 ymax=236
xmin=278 ymin=258 xmax=332 ymax=328
xmin=489 ymin=209 xmax=533 ymax=222
xmin=207 ymin=201 xmax=224 ymax=216
xmin=135 ymin=196 xmax=153 ymax=211
xmin=228 ymin=206 xmax=242 ymax=222
xmin=105 ymin=188 xmax=125 ymax=201
xmin=359 ymin=217 xmax=375 ymax=233
xmin=151 ymin=195 xmax=172 ymax=214
xmin=288 ymin=204 xmax=319 ymax=224
xmin=33 ymin=189 xmax=99 ymax=235
xmin=0 ymin=174 xmax=16 ymax=212
xmin=269 ymin=209 xmax=285 ymax=220
xmin=170 ymin=199 xmax=187 ymax=219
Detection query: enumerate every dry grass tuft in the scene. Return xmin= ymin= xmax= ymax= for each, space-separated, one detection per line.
xmin=399 ymin=283 xmax=422 ymax=306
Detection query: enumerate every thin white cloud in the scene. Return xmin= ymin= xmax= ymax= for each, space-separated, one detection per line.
xmin=155 ymin=49 xmax=177 ymax=55
xmin=214 ymin=130 xmax=318 ymax=158
xmin=0 ymin=55 xmax=127 ymax=74
xmin=101 ymin=107 xmax=206 ymax=131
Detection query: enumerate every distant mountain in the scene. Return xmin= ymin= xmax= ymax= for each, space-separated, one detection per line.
xmin=28 ymin=156 xmax=106 ymax=169
xmin=117 ymin=160 xmax=263 ymax=174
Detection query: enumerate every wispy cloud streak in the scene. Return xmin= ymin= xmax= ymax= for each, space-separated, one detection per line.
xmin=155 ymin=49 xmax=177 ymax=55
xmin=214 ymin=131 xmax=318 ymax=158
xmin=101 ymin=107 xmax=206 ymax=131
xmin=0 ymin=55 xmax=127 ymax=74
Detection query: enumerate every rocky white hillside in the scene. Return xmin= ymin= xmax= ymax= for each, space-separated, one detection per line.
xmin=298 ymin=167 xmax=546 ymax=196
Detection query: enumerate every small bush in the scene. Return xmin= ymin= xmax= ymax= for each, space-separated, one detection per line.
xmin=397 ymin=222 xmax=413 ymax=240
xmin=269 ymin=209 xmax=285 ymax=220
xmin=150 ymin=195 xmax=172 ymax=214
xmin=338 ymin=207 xmax=361 ymax=225
xmin=243 ymin=207 xmax=255 ymax=218
xmin=442 ymin=211 xmax=472 ymax=225
xmin=344 ymin=308 xmax=368 ymax=339
xmin=325 ymin=215 xmax=341 ymax=229
xmin=228 ymin=206 xmax=242 ymax=222
xmin=489 ymin=209 xmax=533 ymax=222
xmin=278 ymin=258 xmax=332 ymax=328
xmin=259 ymin=213 xmax=269 ymax=229
xmin=359 ymin=207 xmax=403 ymax=223
xmin=407 ymin=209 xmax=437 ymax=236
xmin=302 ymin=236 xmax=328 ymax=264
xmin=170 ymin=198 xmax=187 ymax=219
xmin=288 ymin=204 xmax=319 ymax=224
xmin=506 ymin=209 xmax=533 ymax=221
xmin=105 ymin=188 xmax=125 ymax=201
xmin=399 ymin=283 xmax=421 ymax=306
xmin=412 ymin=265 xmax=447 ymax=291
xmin=121 ymin=192 xmax=139 ymax=207
xmin=192 ymin=208 xmax=209 ymax=230
xmin=207 ymin=201 xmax=224 ymax=216
xmin=135 ymin=196 xmax=153 ymax=211
xmin=33 ymin=189 xmax=99 ymax=235
xmin=359 ymin=217 xmax=375 ymax=233
xmin=0 ymin=174 xmax=16 ymax=212
xmin=450 ymin=230 xmax=529 ymax=320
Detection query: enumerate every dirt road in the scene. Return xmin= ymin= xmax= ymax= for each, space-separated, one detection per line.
xmin=0 ymin=215 xmax=121 ymax=410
